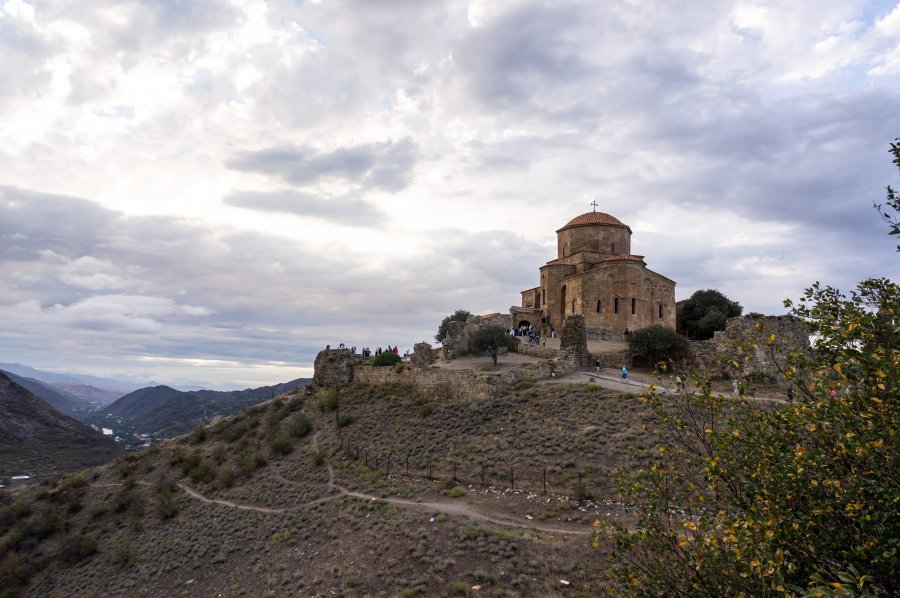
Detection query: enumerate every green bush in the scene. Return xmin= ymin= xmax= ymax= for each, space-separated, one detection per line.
xmin=371 ymin=351 xmax=401 ymax=366
xmin=627 ymin=324 xmax=690 ymax=366
xmin=337 ymin=414 xmax=356 ymax=428
xmin=269 ymin=431 xmax=295 ymax=455
xmin=287 ymin=413 xmax=313 ymax=438
xmin=188 ymin=458 xmax=216 ymax=484
xmin=319 ymin=388 xmax=338 ymax=411
xmin=57 ymin=532 xmax=97 ymax=564
xmin=419 ymin=403 xmax=433 ymax=418
xmin=448 ymin=486 xmax=466 ymax=498
xmin=676 ymin=289 xmax=742 ymax=339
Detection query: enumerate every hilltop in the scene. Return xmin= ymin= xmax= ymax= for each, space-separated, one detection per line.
xmin=0 ymin=372 xmax=121 ymax=481
xmin=0 ymin=376 xmax=661 ymax=597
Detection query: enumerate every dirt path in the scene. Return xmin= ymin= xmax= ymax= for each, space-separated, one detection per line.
xmin=175 ymin=432 xmax=592 ymax=536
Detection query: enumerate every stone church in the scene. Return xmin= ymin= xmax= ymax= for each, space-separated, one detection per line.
xmin=511 ymin=210 xmax=676 ymax=336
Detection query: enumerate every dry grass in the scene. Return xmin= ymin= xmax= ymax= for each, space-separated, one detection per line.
xmin=2 ymin=380 xmax=653 ymax=597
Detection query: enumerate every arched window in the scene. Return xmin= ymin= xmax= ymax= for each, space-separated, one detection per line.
xmin=611 ymin=242 xmax=616 ymax=254
xmin=561 ymin=285 xmax=567 ymax=315
xmin=572 ymin=299 xmax=576 ymax=312
xmin=631 ymin=298 xmax=636 ymax=315
xmin=659 ymin=304 xmax=663 ymax=318
xmin=614 ymin=298 xmax=619 ymax=314
xmin=596 ymin=299 xmax=602 ymax=313
xmin=542 ymin=289 xmax=545 ymax=305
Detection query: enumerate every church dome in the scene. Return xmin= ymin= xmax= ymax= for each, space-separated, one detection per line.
xmin=557 ymin=212 xmax=631 ymax=233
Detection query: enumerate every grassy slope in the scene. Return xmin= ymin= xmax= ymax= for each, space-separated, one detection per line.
xmin=1 ymin=380 xmax=655 ymax=598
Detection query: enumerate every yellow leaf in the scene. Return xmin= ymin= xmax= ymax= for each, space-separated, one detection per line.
xmin=834 ymin=363 xmax=842 ymax=373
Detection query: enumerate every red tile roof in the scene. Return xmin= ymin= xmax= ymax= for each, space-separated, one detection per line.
xmin=557 ymin=211 xmax=630 ymax=233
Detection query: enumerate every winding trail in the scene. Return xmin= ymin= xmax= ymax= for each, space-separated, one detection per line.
xmin=175 ymin=432 xmax=591 ymax=536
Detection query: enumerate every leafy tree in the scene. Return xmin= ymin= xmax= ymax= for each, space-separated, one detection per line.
xmin=435 ymin=309 xmax=472 ymax=342
xmin=678 ymin=289 xmax=743 ymax=339
xmin=471 ymin=326 xmax=517 ymax=359
xmin=627 ymin=324 xmax=690 ymax=366
xmin=596 ymin=142 xmax=900 ymax=596
xmin=874 ymin=136 xmax=900 ymax=251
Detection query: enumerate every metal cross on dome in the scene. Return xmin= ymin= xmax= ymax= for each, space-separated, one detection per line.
xmin=590 ymin=200 xmax=598 ymax=212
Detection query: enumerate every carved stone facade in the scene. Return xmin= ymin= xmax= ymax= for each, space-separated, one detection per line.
xmin=512 ymin=211 xmax=676 ymax=336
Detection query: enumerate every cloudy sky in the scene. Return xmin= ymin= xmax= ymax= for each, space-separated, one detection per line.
xmin=1 ymin=0 xmax=899 ymax=390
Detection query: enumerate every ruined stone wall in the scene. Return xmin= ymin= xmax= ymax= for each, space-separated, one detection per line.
xmin=686 ymin=315 xmax=810 ymax=379
xmin=313 ymin=348 xmax=355 ymax=388
xmin=352 ymin=359 xmax=572 ymax=402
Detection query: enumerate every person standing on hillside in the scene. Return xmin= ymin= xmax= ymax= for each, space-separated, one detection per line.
xmin=595 ymin=357 xmax=602 ymax=374
xmin=621 ymin=365 xmax=628 ymax=380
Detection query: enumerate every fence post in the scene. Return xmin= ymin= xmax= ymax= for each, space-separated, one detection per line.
xmin=452 ymin=461 xmax=456 ymax=482
xmin=511 ymin=465 xmax=515 ymax=490
xmin=386 ymin=453 xmax=391 ymax=476
xmin=428 ymin=457 xmax=432 ymax=479
xmin=481 ymin=462 xmax=485 ymax=486
xmin=543 ymin=467 xmax=547 ymax=495
xmin=406 ymin=455 xmax=409 ymax=475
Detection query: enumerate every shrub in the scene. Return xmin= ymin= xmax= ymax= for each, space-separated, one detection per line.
xmin=287 ymin=413 xmax=313 ymax=438
xmin=371 ymin=351 xmax=401 ymax=366
xmin=448 ymin=486 xmax=466 ymax=498
xmin=188 ymin=458 xmax=216 ymax=484
xmin=312 ymin=450 xmax=326 ymax=467
xmin=337 ymin=414 xmax=356 ymax=428
xmin=627 ymin=324 xmax=690 ymax=366
xmin=319 ymin=388 xmax=338 ymax=411
xmin=471 ymin=325 xmax=518 ymax=356
xmin=190 ymin=425 xmax=207 ymax=443
xmin=269 ymin=431 xmax=295 ymax=455
xmin=419 ymin=403 xmax=433 ymax=418
xmin=57 ymin=532 xmax=97 ymax=564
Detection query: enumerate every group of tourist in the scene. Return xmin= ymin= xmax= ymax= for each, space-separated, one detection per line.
xmin=358 ymin=346 xmax=400 ymax=358
xmin=509 ymin=324 xmax=547 ymax=347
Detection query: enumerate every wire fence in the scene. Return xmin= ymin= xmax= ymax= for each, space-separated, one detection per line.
xmin=332 ymin=434 xmax=607 ymax=500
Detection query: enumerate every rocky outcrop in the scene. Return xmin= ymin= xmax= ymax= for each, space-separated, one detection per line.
xmin=313 ymin=348 xmax=355 ymax=388
xmin=410 ymin=342 xmax=436 ymax=367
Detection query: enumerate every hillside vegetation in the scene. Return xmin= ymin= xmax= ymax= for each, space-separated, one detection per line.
xmin=1 ymin=379 xmax=665 ymax=597
xmin=0 ymin=373 xmax=121 ymax=481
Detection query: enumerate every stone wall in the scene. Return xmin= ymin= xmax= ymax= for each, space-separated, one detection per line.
xmin=313 ymin=347 xmax=577 ymax=402
xmin=687 ymin=315 xmax=810 ymax=379
xmin=353 ymin=359 xmax=572 ymax=402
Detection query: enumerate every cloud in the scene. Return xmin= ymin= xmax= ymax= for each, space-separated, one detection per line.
xmin=226 ymin=138 xmax=419 ymax=192
xmin=223 ymin=190 xmax=387 ymax=227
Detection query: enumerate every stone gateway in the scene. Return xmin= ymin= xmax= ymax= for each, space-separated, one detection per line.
xmin=511 ymin=210 xmax=676 ymax=336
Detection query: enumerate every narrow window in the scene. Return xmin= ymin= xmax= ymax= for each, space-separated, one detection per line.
xmin=572 ymin=299 xmax=576 ymax=312
xmin=614 ymin=298 xmax=619 ymax=314
xmin=611 ymin=242 xmax=615 ymax=254
xmin=659 ymin=304 xmax=663 ymax=318
xmin=596 ymin=299 xmax=601 ymax=313
xmin=542 ymin=289 xmax=545 ymax=305
xmin=631 ymin=298 xmax=636 ymax=315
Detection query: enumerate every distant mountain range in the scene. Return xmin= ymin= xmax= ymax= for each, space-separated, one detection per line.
xmin=0 ymin=371 xmax=121 ymax=479
xmin=0 ymin=362 xmax=144 ymax=392
xmin=96 ymin=378 xmax=311 ymax=437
